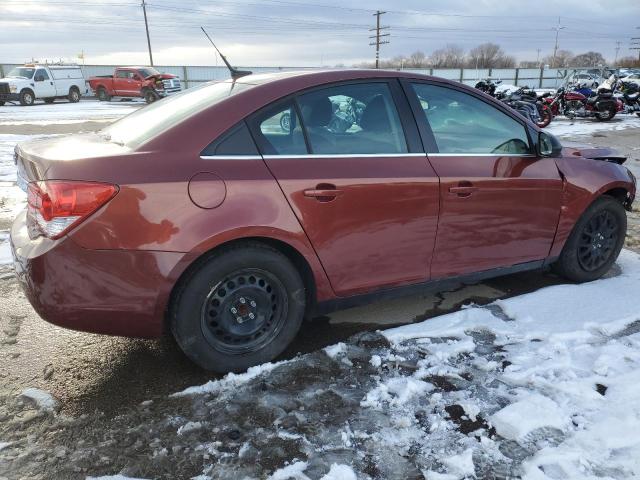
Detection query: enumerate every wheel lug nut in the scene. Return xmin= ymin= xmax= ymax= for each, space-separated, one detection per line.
xmin=231 ymin=307 xmax=237 ymax=314
xmin=239 ymin=297 xmax=246 ymax=304
xmin=248 ymin=313 xmax=255 ymax=320
xmin=236 ymin=316 xmax=243 ymax=323
xmin=250 ymin=301 xmax=256 ymax=307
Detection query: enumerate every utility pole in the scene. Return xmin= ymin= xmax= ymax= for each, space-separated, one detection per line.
xmin=536 ymin=48 xmax=541 ymax=65
xmin=141 ymin=0 xmax=154 ymax=66
xmin=551 ymin=17 xmax=565 ymax=68
xmin=614 ymin=41 xmax=621 ymax=64
xmin=632 ymin=28 xmax=640 ymax=62
xmin=369 ymin=10 xmax=389 ymax=69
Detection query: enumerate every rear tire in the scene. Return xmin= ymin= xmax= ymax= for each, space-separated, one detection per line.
xmin=170 ymin=243 xmax=306 ymax=373
xmin=68 ymin=87 xmax=80 ymax=103
xmin=595 ymin=106 xmax=616 ymax=121
xmin=19 ymin=90 xmax=35 ymax=106
xmin=554 ymin=196 xmax=626 ymax=283
xmin=97 ymin=87 xmax=111 ymax=102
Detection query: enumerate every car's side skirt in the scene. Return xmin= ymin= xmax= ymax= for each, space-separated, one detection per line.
xmin=311 ymin=258 xmax=557 ymax=316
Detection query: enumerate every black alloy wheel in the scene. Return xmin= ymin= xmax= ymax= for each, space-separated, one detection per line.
xmin=577 ymin=210 xmax=619 ymax=272
xmin=201 ymin=268 xmax=288 ymax=354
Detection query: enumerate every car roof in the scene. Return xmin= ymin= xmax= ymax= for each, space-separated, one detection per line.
xmin=234 ymin=69 xmax=432 ymax=87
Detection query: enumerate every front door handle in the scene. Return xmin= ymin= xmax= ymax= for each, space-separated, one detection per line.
xmin=303 ymin=184 xmax=343 ymax=202
xmin=449 ymin=182 xmax=478 ymax=197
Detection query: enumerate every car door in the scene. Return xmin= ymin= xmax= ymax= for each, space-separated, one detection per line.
xmin=404 ymin=80 xmax=563 ymax=279
xmin=249 ymin=80 xmax=440 ymax=297
xmin=113 ymin=70 xmax=132 ymax=96
xmin=33 ymin=69 xmax=56 ymax=98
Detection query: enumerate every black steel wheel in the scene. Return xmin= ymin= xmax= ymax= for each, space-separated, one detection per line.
xmin=554 ymin=196 xmax=627 ymax=282
xmin=201 ymin=269 xmax=288 ymax=354
xmin=171 ymin=242 xmax=306 ymax=372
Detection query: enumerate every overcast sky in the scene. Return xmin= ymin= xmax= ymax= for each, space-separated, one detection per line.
xmin=1 ymin=0 xmax=638 ymax=67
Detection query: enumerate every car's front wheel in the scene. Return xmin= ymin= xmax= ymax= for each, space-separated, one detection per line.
xmin=170 ymin=243 xmax=306 ymax=372
xmin=554 ymin=196 xmax=627 ymax=282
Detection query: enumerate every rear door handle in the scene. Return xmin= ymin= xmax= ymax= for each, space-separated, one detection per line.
xmin=448 ymin=183 xmax=478 ymax=197
xmin=303 ymin=184 xmax=343 ymax=202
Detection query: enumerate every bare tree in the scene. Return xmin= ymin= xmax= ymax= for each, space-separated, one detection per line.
xmin=570 ymin=51 xmax=606 ymax=67
xmin=467 ymin=43 xmax=515 ymax=68
xmin=429 ymin=44 xmax=466 ymax=68
xmin=617 ymin=56 xmax=640 ymax=68
xmin=519 ymin=60 xmax=541 ymax=68
xmin=542 ymin=49 xmax=574 ymax=68
xmin=406 ymin=50 xmax=428 ymax=68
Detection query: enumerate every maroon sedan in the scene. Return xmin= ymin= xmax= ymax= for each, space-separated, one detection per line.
xmin=10 ymin=70 xmax=636 ymax=372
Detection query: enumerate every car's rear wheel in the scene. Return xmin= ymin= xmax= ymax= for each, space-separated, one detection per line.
xmin=97 ymin=87 xmax=110 ymax=102
xmin=68 ymin=87 xmax=80 ymax=103
xmin=554 ymin=196 xmax=626 ymax=282
xmin=170 ymin=243 xmax=306 ymax=372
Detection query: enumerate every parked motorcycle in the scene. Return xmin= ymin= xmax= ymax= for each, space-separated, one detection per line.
xmin=600 ymin=75 xmax=640 ymax=117
xmin=542 ymin=86 xmax=617 ymax=121
xmin=476 ymin=79 xmax=552 ymax=128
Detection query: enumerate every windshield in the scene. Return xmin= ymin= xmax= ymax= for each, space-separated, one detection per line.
xmin=102 ymin=80 xmax=256 ymax=148
xmin=7 ymin=67 xmax=35 ymax=79
xmin=138 ymin=67 xmax=160 ymax=78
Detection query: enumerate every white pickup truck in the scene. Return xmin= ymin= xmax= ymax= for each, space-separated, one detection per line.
xmin=0 ymin=64 xmax=87 ymax=106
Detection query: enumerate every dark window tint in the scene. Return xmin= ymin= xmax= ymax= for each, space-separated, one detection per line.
xmin=411 ymin=83 xmax=531 ymax=154
xmin=296 ymin=83 xmax=408 ymax=155
xmin=252 ymin=103 xmax=307 ymax=155
xmin=202 ymin=122 xmax=259 ymax=156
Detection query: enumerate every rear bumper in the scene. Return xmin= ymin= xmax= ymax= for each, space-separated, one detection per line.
xmin=0 ymin=93 xmax=19 ymax=102
xmin=10 ymin=210 xmax=186 ymax=338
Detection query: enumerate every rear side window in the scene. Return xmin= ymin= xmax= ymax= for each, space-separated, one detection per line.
xmin=296 ymin=82 xmax=408 ymax=155
xmin=201 ymin=122 xmax=259 ymax=157
xmin=251 ymin=103 xmax=307 ymax=155
xmin=411 ymin=83 xmax=531 ymax=155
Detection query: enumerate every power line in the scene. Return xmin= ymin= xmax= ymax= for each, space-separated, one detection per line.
xmin=369 ymin=10 xmax=389 ymax=69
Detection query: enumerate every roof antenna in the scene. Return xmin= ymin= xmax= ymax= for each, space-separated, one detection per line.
xmin=201 ymin=27 xmax=252 ymax=80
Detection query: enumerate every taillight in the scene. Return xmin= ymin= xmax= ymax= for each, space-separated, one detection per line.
xmin=27 ymin=180 xmax=118 ymax=239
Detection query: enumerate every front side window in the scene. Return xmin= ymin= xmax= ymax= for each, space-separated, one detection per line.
xmin=116 ymin=70 xmax=130 ymax=78
xmin=253 ymin=103 xmax=307 ymax=155
xmin=411 ymin=83 xmax=531 ymax=155
xmin=296 ymin=82 xmax=408 ymax=155
xmin=35 ymin=69 xmax=49 ymax=81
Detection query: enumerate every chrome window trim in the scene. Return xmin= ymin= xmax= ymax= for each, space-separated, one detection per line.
xmin=262 ymin=153 xmax=426 ymax=159
xmin=200 ymin=155 xmax=263 ymax=160
xmin=427 ymin=153 xmax=537 ymax=157
xmin=200 ymin=153 xmax=537 ymax=160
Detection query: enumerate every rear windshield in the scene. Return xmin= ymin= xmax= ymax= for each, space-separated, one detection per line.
xmin=102 ymin=80 xmax=255 ymax=148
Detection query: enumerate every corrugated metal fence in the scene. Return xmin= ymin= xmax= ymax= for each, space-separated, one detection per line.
xmin=0 ymin=64 xmax=570 ymax=90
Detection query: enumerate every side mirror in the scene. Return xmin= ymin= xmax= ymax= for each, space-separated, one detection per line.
xmin=34 ymin=75 xmax=44 ymax=82
xmin=538 ymin=131 xmax=563 ymax=158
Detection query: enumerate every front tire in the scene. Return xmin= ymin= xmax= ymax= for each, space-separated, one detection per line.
xmin=143 ymin=89 xmax=159 ymax=104
xmin=554 ymin=196 xmax=626 ymax=283
xmin=19 ymin=90 xmax=35 ymax=106
xmin=170 ymin=243 xmax=306 ymax=373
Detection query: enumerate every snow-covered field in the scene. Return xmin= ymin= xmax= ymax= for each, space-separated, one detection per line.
xmin=546 ymin=114 xmax=640 ymax=138
xmin=0 ymin=100 xmax=140 ymax=126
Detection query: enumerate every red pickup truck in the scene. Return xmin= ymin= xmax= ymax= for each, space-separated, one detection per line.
xmin=88 ymin=66 xmax=181 ymax=103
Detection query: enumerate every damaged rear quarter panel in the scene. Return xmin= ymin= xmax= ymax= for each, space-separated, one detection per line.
xmin=548 ymin=155 xmax=636 ymax=258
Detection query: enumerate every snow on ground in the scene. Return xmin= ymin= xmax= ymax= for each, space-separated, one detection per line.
xmin=19 ymin=388 xmax=59 ymax=411
xmin=0 ymin=231 xmax=11 ymax=265
xmin=0 ymin=100 xmax=140 ymax=126
xmin=545 ymin=114 xmax=640 ymax=138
